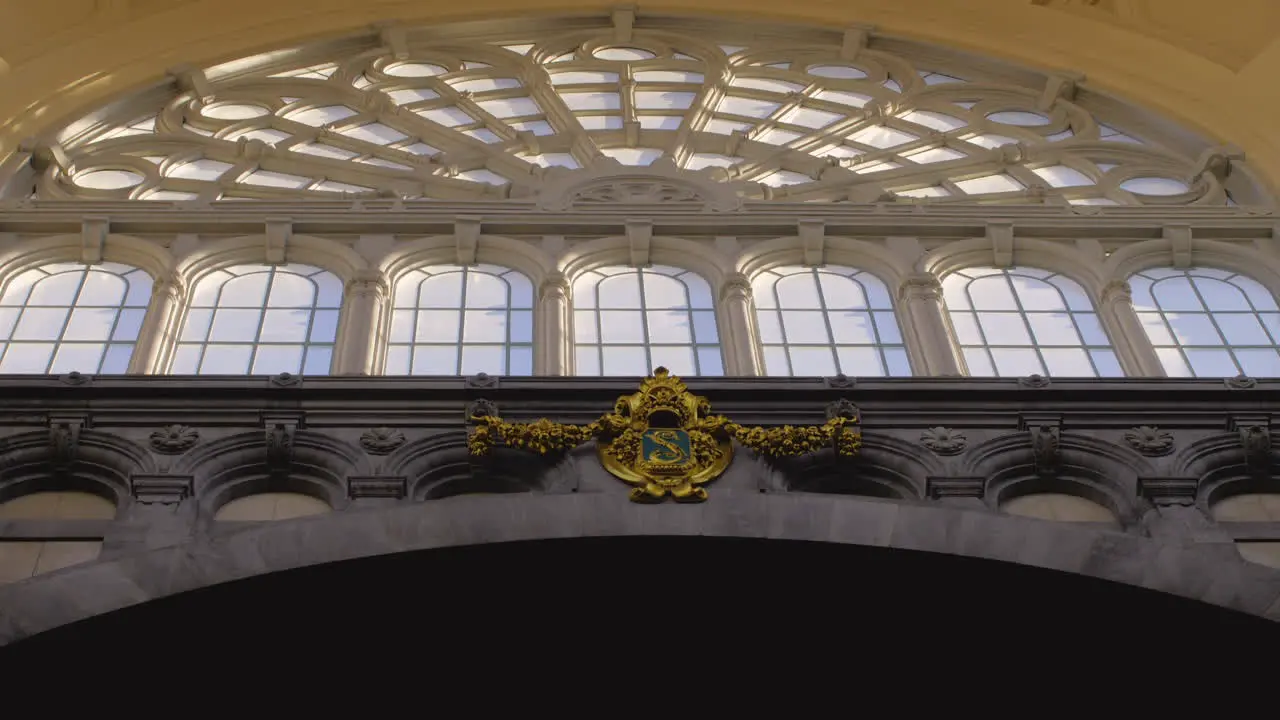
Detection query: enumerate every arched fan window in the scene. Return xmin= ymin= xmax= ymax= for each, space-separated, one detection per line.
xmin=171 ymin=264 xmax=341 ymax=374
xmin=387 ymin=264 xmax=534 ymax=375
xmin=1129 ymin=267 xmax=1280 ymax=377
xmin=753 ymin=265 xmax=910 ymax=376
xmin=573 ymin=265 xmax=722 ymax=376
xmin=942 ymin=266 xmax=1121 ymax=377
xmin=0 ymin=262 xmax=152 ymax=373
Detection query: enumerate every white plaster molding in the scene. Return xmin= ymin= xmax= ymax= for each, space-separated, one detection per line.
xmin=534 ymin=159 xmax=745 ymax=213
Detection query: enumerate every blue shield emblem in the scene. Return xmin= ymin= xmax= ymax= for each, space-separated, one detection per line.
xmin=640 ymin=428 xmax=693 ymax=474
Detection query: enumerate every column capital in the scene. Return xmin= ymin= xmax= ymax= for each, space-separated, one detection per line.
xmin=151 ymin=272 xmax=185 ymax=300
xmin=345 ymin=269 xmax=389 ymax=298
xmin=1101 ymin=278 xmax=1132 ymax=304
xmin=898 ymin=272 xmax=943 ymax=302
xmin=539 ymin=271 xmax=571 ymax=298
xmin=719 ymin=272 xmax=753 ymax=301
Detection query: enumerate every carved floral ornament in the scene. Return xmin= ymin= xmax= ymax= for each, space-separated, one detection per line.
xmin=468 ymin=367 xmax=860 ymax=503
xmin=150 ymin=424 xmax=200 ymax=454
xmin=1123 ymin=426 xmax=1174 ymax=456
xmin=920 ymin=427 xmax=967 ymax=455
xmin=360 ymin=427 xmax=407 ymax=455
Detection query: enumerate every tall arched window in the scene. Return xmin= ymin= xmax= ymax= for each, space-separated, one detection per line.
xmin=1128 ymin=267 xmax=1280 ymax=377
xmin=573 ymin=265 xmax=721 ymax=376
xmin=752 ymin=265 xmax=909 ymax=376
xmin=170 ymin=264 xmax=341 ymax=374
xmin=387 ymin=264 xmax=533 ymax=375
xmin=942 ymin=266 xmax=1121 ymax=377
xmin=0 ymin=262 xmax=152 ymax=373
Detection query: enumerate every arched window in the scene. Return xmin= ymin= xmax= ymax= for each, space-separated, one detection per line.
xmin=941 ymin=266 xmax=1121 ymax=377
xmin=387 ymin=264 xmax=533 ymax=375
xmin=170 ymin=264 xmax=341 ymax=375
xmin=1129 ymin=267 xmax=1280 ymax=377
xmin=573 ymin=265 xmax=721 ymax=376
xmin=0 ymin=262 xmax=152 ymax=374
xmin=752 ymin=265 xmax=909 ymax=376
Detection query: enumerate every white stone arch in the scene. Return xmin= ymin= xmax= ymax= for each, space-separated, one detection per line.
xmin=156 ymin=234 xmax=367 ymax=376
xmin=920 ymin=237 xmax=1131 ymax=377
xmin=377 ymin=235 xmax=554 ymax=375
xmin=734 ymin=237 xmax=918 ymax=376
xmin=559 ymin=237 xmax=729 ymax=376
xmin=1105 ymin=238 xmax=1280 ymax=378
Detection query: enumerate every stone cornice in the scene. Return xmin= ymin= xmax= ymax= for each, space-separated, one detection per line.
xmin=0 ymin=201 xmax=1272 ymax=239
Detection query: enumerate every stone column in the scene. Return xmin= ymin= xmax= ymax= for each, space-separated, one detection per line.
xmin=129 ymin=273 xmax=184 ymax=374
xmin=896 ymin=272 xmax=962 ymax=376
xmin=333 ymin=269 xmax=389 ymax=376
xmin=718 ymin=272 xmax=761 ymax=376
xmin=538 ymin=272 xmax=571 ymax=376
xmin=1098 ymin=279 xmax=1165 ymax=377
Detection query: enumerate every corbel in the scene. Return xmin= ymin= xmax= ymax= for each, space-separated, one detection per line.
xmin=1164 ymin=224 xmax=1192 ymax=268
xmin=1192 ymin=145 xmax=1243 ymax=183
xmin=348 ymin=475 xmax=407 ymax=500
xmin=48 ymin=414 xmax=88 ymax=471
xmin=988 ymin=221 xmax=1013 ymax=268
xmin=262 ymin=412 xmax=303 ymax=474
xmin=725 ymin=129 xmax=747 ymax=156
xmin=26 ymin=141 xmax=69 ymax=173
xmin=612 ymin=6 xmax=636 ymax=43
xmin=517 ymin=130 xmax=540 ymax=155
xmin=624 ymin=120 xmax=640 ymax=148
xmin=130 ymin=474 xmax=195 ymax=505
xmin=799 ymin=219 xmax=825 ymax=267
xmin=1020 ymin=414 xmax=1062 ymax=477
xmin=376 ymin=22 xmax=410 ymax=60
xmin=839 ymin=25 xmax=872 ymax=61
xmin=1229 ymin=414 xmax=1275 ymax=473
xmin=926 ymin=477 xmax=985 ymax=501
xmin=455 ymin=215 xmax=482 ymax=266
xmin=1136 ymin=476 xmax=1198 ymax=507
xmin=81 ymin=216 xmax=108 ymax=265
xmin=265 ymin=217 xmax=291 ymax=264
xmin=626 ymin=218 xmax=652 ymax=267
xmin=167 ymin=64 xmax=213 ymax=100
xmin=1037 ymin=72 xmax=1082 ymax=112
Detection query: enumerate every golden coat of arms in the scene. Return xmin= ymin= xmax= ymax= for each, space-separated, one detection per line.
xmin=469 ymin=368 xmax=860 ymax=503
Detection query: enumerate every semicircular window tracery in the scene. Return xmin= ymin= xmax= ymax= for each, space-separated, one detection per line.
xmin=38 ymin=18 xmax=1228 ymax=206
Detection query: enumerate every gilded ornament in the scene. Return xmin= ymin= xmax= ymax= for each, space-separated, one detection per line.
xmin=468 ymin=367 xmax=861 ymax=503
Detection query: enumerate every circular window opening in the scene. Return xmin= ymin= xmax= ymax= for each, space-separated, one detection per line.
xmin=74 ymin=169 xmax=144 ymax=190
xmin=384 ymin=62 xmax=446 ymax=78
xmin=986 ymin=111 xmax=1051 ymax=126
xmin=200 ymin=103 xmax=270 ymax=120
xmin=593 ymin=47 xmax=656 ymax=61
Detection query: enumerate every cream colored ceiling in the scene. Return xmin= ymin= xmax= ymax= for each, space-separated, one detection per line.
xmin=1 ymin=0 xmax=1278 ymax=194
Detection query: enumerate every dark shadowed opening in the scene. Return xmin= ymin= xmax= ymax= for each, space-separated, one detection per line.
xmin=3 ymin=536 xmax=1277 ymax=669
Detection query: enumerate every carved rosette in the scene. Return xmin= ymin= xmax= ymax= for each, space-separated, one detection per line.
xmin=1019 ymin=374 xmax=1052 ymax=389
xmin=360 ymin=427 xmax=406 ymax=455
xmin=920 ymin=427 xmax=967 ymax=456
xmin=150 ymin=424 xmax=199 ymax=454
xmin=1123 ymin=426 xmax=1174 ymax=457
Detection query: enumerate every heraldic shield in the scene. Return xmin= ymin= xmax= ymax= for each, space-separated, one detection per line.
xmin=594 ymin=370 xmax=734 ymax=503
xmin=468 ymin=367 xmax=861 ymax=503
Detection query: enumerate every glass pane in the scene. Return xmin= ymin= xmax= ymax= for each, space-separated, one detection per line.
xmin=309 ymin=309 xmax=339 ymax=342
xmin=829 ymin=311 xmax=878 ymax=344
xmin=1165 ymin=313 xmax=1221 ymax=346
xmin=990 ymin=348 xmax=1042 ymax=376
xmin=419 ymin=273 xmax=464 ymax=307
xmin=600 ymin=311 xmax=645 ymax=343
xmin=872 ymin=312 xmax=902 ymax=344
xmin=1193 ymin=277 xmax=1250 ymax=311
xmin=219 ymin=274 xmax=270 ymax=307
xmin=601 ymin=346 xmax=650 ymax=375
xmin=884 ymin=347 xmax=912 ymax=376
xmin=209 ymin=309 xmax=262 ymax=342
xmin=1 ymin=343 xmax=54 ymax=371
xmin=835 ymin=346 xmax=883 ymax=375
xmin=384 ymin=345 xmax=411 ymax=374
xmin=1235 ymin=349 xmax=1280 ymax=377
xmin=13 ymin=308 xmax=68 ymax=340
xmin=775 ymin=274 xmax=822 ymax=308
xmin=509 ymin=311 xmax=533 ymax=343
xmin=950 ymin=312 xmax=984 ymax=345
xmin=575 ymin=346 xmax=601 ymax=375
xmin=963 ymin=348 xmax=995 ymax=376
xmin=303 ymin=346 xmax=333 ymax=375
xmin=260 ymin=309 xmax=311 ymax=343
xmin=63 ymin=308 xmax=117 ymax=341
xmin=649 ymin=346 xmax=696 ymax=376
xmin=460 ymin=345 xmax=506 ymax=375
xmin=200 ymin=345 xmax=253 ymax=373
xmin=755 ymin=311 xmax=783 ymax=343
xmin=643 ymin=274 xmax=688 ymax=309
xmin=462 ymin=310 xmax=508 ymax=342
xmin=112 ymin=308 xmax=146 ymax=342
xmin=1215 ymin=314 xmax=1270 ymax=345
xmin=1010 ymin=277 xmax=1066 ymax=311
xmin=691 ymin=311 xmax=718 ymax=343
xmin=27 ymin=273 xmax=82 ymax=306
xmin=251 ymin=345 xmax=304 ymax=374
xmin=817 ymin=274 xmax=867 ymax=309
xmin=101 ymin=344 xmax=134 ymax=373
xmin=788 ymin=347 xmax=837 ymax=376
xmin=1040 ymin=347 xmax=1093 ymax=376
xmin=1183 ymin=348 xmax=1237 ymax=376
xmin=465 ymin=272 xmax=509 ymax=309
xmin=170 ymin=345 xmax=201 ymax=373
xmin=1089 ymin=349 xmax=1124 ymax=377
xmin=78 ymin=271 xmax=126 ymax=306
xmin=968 ymin=277 xmax=1018 ymax=310
xmin=49 ymin=343 xmax=104 ymax=374
xmin=412 ymin=346 xmax=458 ymax=374
xmin=696 ymin=347 xmax=724 ymax=375
xmin=266 ymin=273 xmax=315 ymax=307
xmin=977 ymin=313 xmax=1032 ymax=346
xmin=417 ymin=310 xmax=460 ymax=342
xmin=781 ymin=311 xmax=829 ymax=343
xmin=598 ymin=274 xmax=643 ymax=308
xmin=1025 ymin=313 xmax=1081 ymax=346
xmin=647 ymin=310 xmax=692 ymax=344
xmin=574 ymin=310 xmax=598 ymax=343
xmin=762 ymin=346 xmax=790 ymax=375
xmin=1155 ymin=348 xmax=1192 ymax=377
